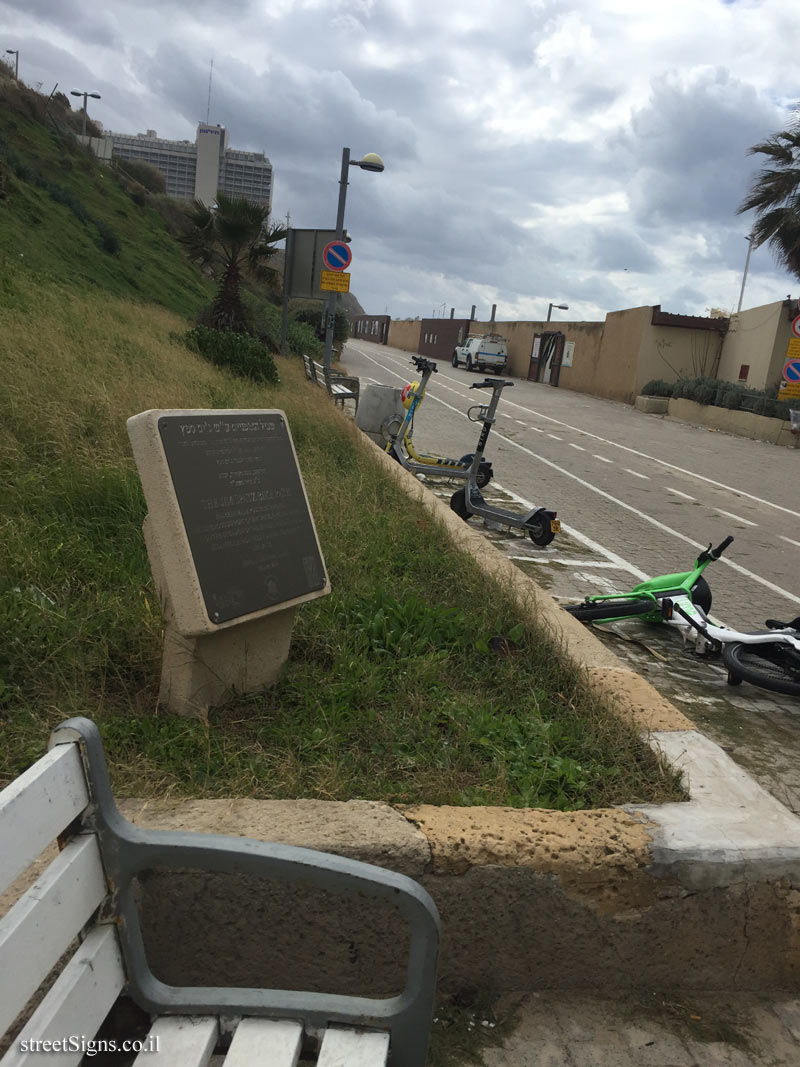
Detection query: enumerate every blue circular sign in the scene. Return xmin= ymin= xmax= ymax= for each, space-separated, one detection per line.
xmin=785 ymin=359 xmax=800 ymax=382
xmin=322 ymin=241 xmax=352 ymax=272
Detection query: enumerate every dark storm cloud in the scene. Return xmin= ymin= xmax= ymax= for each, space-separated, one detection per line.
xmin=1 ymin=0 xmax=121 ymax=47
xmin=586 ymin=228 xmax=660 ymax=274
xmin=617 ymin=67 xmax=783 ymax=228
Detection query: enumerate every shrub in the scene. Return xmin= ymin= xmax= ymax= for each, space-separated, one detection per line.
xmin=183 ymin=325 xmax=280 ymax=385
xmin=640 ymin=379 xmax=673 ymax=397
xmin=114 ymin=158 xmax=166 ymax=194
xmin=718 ymin=384 xmax=745 ymax=410
xmin=94 ymin=220 xmax=121 ymax=255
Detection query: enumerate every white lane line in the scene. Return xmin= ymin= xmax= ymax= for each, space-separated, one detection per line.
xmin=492 ymin=482 xmax=649 ymax=580
xmin=507 ymin=558 xmax=631 ymax=568
xmin=349 ymin=346 xmax=800 ymax=604
xmin=715 ymin=508 xmax=758 ymax=527
xmin=547 ymin=433 xmax=562 ymax=440
xmin=666 ymin=487 xmax=695 ymax=500
xmin=594 ymin=454 xmax=613 ymax=463
xmin=569 ymin=443 xmax=586 ymax=451
xmin=356 ymin=346 xmax=800 ymax=521
xmin=514 ymin=419 xmax=526 ymax=425
xmin=780 ymin=536 xmax=800 ymax=548
xmin=529 ymin=426 xmax=544 ymax=433
xmin=625 ymin=469 xmax=650 ymax=480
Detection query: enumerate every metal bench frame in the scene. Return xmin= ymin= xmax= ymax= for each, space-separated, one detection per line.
xmin=0 ymin=717 xmax=440 ymax=1066
xmin=302 ymin=354 xmax=360 ymax=411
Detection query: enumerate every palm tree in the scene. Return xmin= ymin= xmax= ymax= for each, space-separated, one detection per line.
xmin=181 ymin=192 xmax=287 ymax=333
xmin=738 ymin=112 xmax=800 ymax=280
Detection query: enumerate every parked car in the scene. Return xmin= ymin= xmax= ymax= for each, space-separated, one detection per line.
xmin=452 ymin=333 xmax=508 ymax=374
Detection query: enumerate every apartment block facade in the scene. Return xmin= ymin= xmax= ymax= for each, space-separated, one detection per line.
xmin=94 ymin=123 xmax=273 ymax=209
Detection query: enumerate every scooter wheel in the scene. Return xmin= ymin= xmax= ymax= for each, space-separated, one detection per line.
xmin=526 ymin=510 xmax=557 ymax=547
xmin=458 ymin=455 xmax=493 ymax=489
xmin=450 ymin=488 xmax=470 ymax=521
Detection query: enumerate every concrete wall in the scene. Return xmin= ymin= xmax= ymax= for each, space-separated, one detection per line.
xmin=637 ymin=323 xmax=725 ymax=394
xmin=668 ymin=397 xmax=799 ymax=449
xmin=718 ymin=302 xmax=784 ymax=391
xmin=570 ymin=306 xmax=649 ymax=403
xmin=388 ymin=320 xmax=421 ymax=352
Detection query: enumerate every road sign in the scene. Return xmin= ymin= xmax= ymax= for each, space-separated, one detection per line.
xmin=780 ymin=380 xmax=800 ymax=399
xmin=322 ymin=241 xmax=352 ymax=272
xmin=320 ymin=270 xmax=350 ymax=293
xmin=792 ymin=315 xmax=800 ymax=339
xmin=783 ymin=358 xmax=800 ymax=383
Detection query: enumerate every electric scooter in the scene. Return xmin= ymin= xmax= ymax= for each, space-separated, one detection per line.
xmin=449 ymin=378 xmax=561 ymax=547
xmin=386 ymin=356 xmax=494 ymax=487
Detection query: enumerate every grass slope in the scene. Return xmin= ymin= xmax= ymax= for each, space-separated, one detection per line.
xmin=0 ymin=273 xmax=681 ymax=809
xmin=0 ymin=83 xmax=210 ymax=318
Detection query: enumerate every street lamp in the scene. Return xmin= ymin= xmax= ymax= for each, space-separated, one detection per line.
xmin=5 ymin=49 xmax=18 ymax=80
xmin=70 ymin=89 xmax=101 ymax=138
xmin=322 ymin=148 xmax=384 ymax=371
xmin=547 ymin=302 xmax=569 ymax=322
xmin=737 ymin=234 xmax=755 ymax=313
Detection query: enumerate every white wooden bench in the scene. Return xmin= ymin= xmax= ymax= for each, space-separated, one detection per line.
xmin=0 ymin=717 xmax=440 ymax=1067
xmin=302 ymin=354 xmax=360 ymax=411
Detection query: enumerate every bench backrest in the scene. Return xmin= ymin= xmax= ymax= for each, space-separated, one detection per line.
xmin=0 ymin=718 xmax=440 ymax=1067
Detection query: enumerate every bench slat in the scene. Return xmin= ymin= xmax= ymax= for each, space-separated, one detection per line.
xmin=0 ymin=925 xmax=124 ymax=1067
xmin=0 ymin=745 xmax=88 ymax=897
xmin=317 ymin=1028 xmax=390 ymax=1067
xmin=224 ymin=1019 xmax=302 ymax=1067
xmin=133 ymin=1017 xmax=218 ymax=1067
xmin=0 ymin=835 xmax=107 ymax=1035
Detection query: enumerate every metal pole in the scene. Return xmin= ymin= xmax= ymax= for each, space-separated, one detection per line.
xmin=546 ymin=303 xmax=553 ymax=322
xmin=323 ymin=147 xmax=350 ymax=372
xmin=737 ymin=235 xmax=754 ymax=313
xmin=280 ymin=228 xmax=293 ymax=356
xmin=81 ymin=92 xmax=88 ymax=138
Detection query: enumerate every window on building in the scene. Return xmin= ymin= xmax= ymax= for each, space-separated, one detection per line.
xmin=738 ymin=364 xmax=750 ymax=382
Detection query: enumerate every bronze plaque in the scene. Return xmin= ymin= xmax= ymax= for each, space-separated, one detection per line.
xmin=158 ymin=413 xmax=326 ymax=624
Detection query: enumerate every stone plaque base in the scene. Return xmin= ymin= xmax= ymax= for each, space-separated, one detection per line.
xmin=158 ymin=607 xmax=297 ymax=719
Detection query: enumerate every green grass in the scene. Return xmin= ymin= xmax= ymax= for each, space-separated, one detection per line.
xmin=0 ymin=83 xmax=211 ymax=318
xmin=0 ymin=273 xmax=682 ymax=809
xmin=0 ymin=91 xmax=682 ymax=808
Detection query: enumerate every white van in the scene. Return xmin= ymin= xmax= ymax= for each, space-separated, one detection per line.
xmin=451 ymin=333 xmax=508 ymax=374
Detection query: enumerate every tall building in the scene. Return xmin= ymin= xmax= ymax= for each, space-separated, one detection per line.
xmin=91 ymin=123 xmax=273 ymax=210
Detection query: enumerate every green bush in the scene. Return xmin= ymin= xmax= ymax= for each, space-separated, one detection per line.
xmin=640 ymin=379 xmax=673 ymax=397
xmin=114 ymin=158 xmax=166 ymax=194
xmin=183 ymin=325 xmax=280 ymax=385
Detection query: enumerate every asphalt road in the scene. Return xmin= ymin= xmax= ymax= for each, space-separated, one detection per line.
xmin=343 ymin=339 xmax=800 ymax=810
xmin=344 ymin=339 xmax=800 ymax=624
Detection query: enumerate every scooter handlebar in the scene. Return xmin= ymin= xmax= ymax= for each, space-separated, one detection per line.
xmin=711 ymin=535 xmax=734 ymax=559
xmin=411 ymin=356 xmax=437 ymax=373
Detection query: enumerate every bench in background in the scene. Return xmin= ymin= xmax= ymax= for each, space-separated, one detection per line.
xmin=302 ymin=354 xmax=360 ymax=412
xmin=0 ymin=717 xmax=440 ymax=1067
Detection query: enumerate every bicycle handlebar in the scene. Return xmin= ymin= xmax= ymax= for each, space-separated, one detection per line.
xmin=470 ymin=379 xmax=513 ymax=389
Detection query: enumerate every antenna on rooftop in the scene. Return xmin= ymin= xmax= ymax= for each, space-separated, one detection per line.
xmin=206 ymin=58 xmax=214 ymax=124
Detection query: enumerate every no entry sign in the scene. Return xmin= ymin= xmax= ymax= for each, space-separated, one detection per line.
xmin=322 ymin=241 xmax=352 ymax=272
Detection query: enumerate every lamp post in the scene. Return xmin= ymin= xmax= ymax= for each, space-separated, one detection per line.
xmin=70 ymin=89 xmax=101 ymax=138
xmin=322 ymin=147 xmax=384 ymax=372
xmin=737 ymin=234 xmax=754 ymax=314
xmin=547 ymin=302 xmax=569 ymax=322
xmin=5 ymin=49 xmax=18 ymax=80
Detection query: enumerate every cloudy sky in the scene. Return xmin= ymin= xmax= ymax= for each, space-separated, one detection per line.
xmin=3 ymin=0 xmax=799 ymax=321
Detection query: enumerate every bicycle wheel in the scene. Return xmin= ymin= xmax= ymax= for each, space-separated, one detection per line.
xmin=722 ymin=641 xmax=800 ymax=697
xmin=565 ymin=598 xmax=654 ymax=623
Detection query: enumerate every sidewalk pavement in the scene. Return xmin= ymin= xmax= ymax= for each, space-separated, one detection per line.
xmin=476 ymin=991 xmax=800 ymax=1066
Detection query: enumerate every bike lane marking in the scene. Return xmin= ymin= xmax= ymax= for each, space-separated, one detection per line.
xmin=348 ymin=344 xmax=800 ymax=607
xmin=666 ymin=487 xmax=695 ymax=500
xmin=625 ymin=469 xmax=650 ymax=480
xmin=715 ymin=509 xmax=758 ymax=527
xmin=411 ymin=357 xmax=800 ymax=522
xmin=780 ymin=536 xmax=800 ymax=549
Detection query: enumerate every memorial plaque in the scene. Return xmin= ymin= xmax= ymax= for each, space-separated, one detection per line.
xmin=157 ymin=412 xmax=327 ymax=624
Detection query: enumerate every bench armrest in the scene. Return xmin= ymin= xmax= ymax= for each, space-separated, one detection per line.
xmin=49 ymin=719 xmax=439 ymax=1067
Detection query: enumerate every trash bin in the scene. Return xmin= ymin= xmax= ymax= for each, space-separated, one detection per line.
xmin=355 ymin=384 xmax=405 ymax=446
xmin=790 ymin=409 xmax=800 ymax=435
